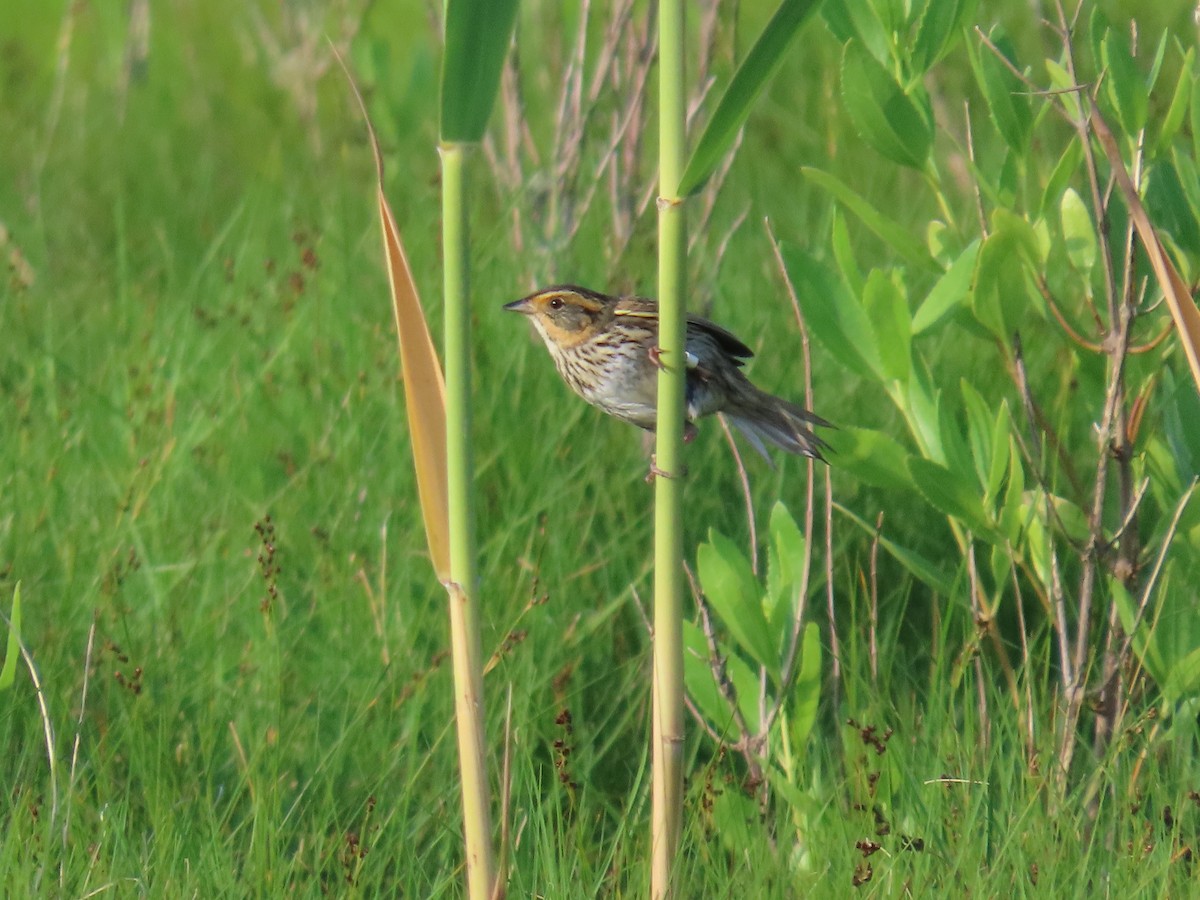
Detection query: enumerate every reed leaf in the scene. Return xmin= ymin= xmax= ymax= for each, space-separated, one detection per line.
xmin=0 ymin=582 xmax=21 ymax=691
xmin=679 ymin=0 xmax=822 ymax=197
xmin=342 ymin=55 xmax=451 ymax=581
xmin=440 ymin=0 xmax=521 ymax=142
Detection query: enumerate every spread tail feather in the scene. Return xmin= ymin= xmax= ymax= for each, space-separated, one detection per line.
xmin=725 ymin=391 xmax=830 ymax=462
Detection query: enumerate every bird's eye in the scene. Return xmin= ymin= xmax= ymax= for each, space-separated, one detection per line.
xmin=548 ymin=297 xmax=564 ymax=310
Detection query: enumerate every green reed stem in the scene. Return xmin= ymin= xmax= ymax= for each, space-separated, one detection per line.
xmin=652 ymin=0 xmax=687 ymax=896
xmin=439 ymin=141 xmax=496 ymax=900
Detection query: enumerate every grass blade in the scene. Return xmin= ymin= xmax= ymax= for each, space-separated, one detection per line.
xmin=679 ymin=0 xmax=822 ymax=196
xmin=801 ymin=166 xmax=939 ymax=270
xmin=0 ymin=582 xmax=21 ymax=691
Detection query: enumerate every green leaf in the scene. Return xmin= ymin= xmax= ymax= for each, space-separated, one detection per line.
xmin=985 ymin=402 xmax=1013 ymax=505
xmin=710 ymin=769 xmax=762 ymax=851
xmin=682 ymin=620 xmax=729 ymax=728
xmin=1162 ymin=367 xmax=1200 ymax=475
xmin=970 ymin=31 xmax=1032 ymax=151
xmin=911 ymin=0 xmax=977 ymax=76
xmin=864 ymin=270 xmax=911 ymax=382
xmin=1046 ymin=492 xmax=1091 ymax=545
xmin=1171 ymin=147 xmax=1200 ymax=212
xmin=871 ymin=0 xmax=907 ymax=45
xmin=801 ymin=168 xmax=938 ymax=270
xmin=827 ymin=427 xmax=915 ymax=491
xmin=1164 ymin=645 xmax=1200 ymax=706
xmin=996 ymin=142 xmax=1022 ymax=206
xmin=1146 ymin=160 xmax=1200 ymax=257
xmin=1192 ymin=69 xmax=1200 ymax=164
xmin=779 ymin=242 xmax=882 ymax=380
xmin=841 ymin=39 xmax=934 ymax=171
xmin=937 ymin=389 xmax=976 ymax=497
xmin=682 ymin=621 xmax=762 ymax=733
xmin=960 ymin=379 xmax=994 ymax=488
xmin=0 ymin=582 xmax=20 ymax=691
xmin=908 ymin=457 xmax=991 ymax=535
xmin=789 ymin=623 xmax=822 ymax=750
xmin=912 ymin=239 xmax=980 ymax=334
xmin=697 ymin=531 xmax=777 ymax=675
xmin=439 ymin=0 xmax=520 ymax=142
xmin=1015 ymin=491 xmax=1050 ymax=585
xmin=904 ymin=360 xmax=944 ymax=463
xmin=831 ymin=210 xmax=866 ymax=298
xmin=1110 ymin=579 xmax=1162 ymax=681
xmin=1100 ymin=19 xmax=1148 ymax=135
xmin=1155 ymin=48 xmax=1193 ymax=154
xmin=836 ymin=504 xmax=956 ymax=594
xmin=1060 ymin=187 xmax=1098 ymax=275
xmin=1039 ymin=136 xmax=1083 ymax=219
xmin=823 ymin=0 xmax=890 ymax=66
xmin=769 ymin=766 xmax=817 ymax=819
xmin=971 ymin=212 xmax=1036 ymax=339
xmin=999 ymin=437 xmax=1026 ymax=545
xmin=1146 ymin=27 xmax=1170 ymax=96
xmin=994 ymin=207 xmax=1046 ymax=267
xmin=1044 ymin=58 xmax=1083 ymax=122
xmin=765 ymin=502 xmax=807 ymax=635
xmin=926 ymin=220 xmax=954 ymax=265
xmin=680 ymin=0 xmax=822 ymax=196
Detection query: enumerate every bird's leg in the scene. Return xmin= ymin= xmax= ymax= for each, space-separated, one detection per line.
xmin=649 ymin=344 xmax=701 ymax=373
xmin=645 ymin=453 xmax=689 ymax=482
xmin=648 ymin=344 xmax=667 ymax=370
xmin=683 ymin=422 xmax=698 ymax=443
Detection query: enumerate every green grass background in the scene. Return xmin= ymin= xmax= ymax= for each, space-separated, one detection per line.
xmin=2 ymin=1 xmax=1199 ymax=896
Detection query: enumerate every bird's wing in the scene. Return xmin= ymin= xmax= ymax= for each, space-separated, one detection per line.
xmin=686 ymin=313 xmax=754 ymax=362
xmin=614 ymin=297 xmax=755 ymax=362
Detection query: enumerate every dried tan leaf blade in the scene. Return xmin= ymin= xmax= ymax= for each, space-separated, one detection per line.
xmin=339 ymin=50 xmax=451 ymax=580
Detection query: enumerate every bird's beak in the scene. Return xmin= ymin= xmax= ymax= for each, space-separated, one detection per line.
xmin=503 ymin=297 xmax=533 ymax=315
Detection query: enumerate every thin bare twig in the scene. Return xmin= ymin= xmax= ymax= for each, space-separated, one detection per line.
xmin=868 ymin=513 xmax=882 ymax=685
xmin=685 ymin=564 xmax=765 ymax=784
xmin=1009 ymin=553 xmax=1037 ymax=758
xmin=963 ymin=101 xmax=989 ymax=239
xmin=765 ymin=219 xmax=824 ymax=723
xmin=492 ymin=685 xmax=514 ymax=900
xmin=965 ymin=540 xmax=992 ymax=751
xmin=717 ymin=414 xmax=758 ymax=576
xmin=1035 ymin=275 xmax=1105 ymax=352
xmin=61 ymin=615 xmax=97 ymax=884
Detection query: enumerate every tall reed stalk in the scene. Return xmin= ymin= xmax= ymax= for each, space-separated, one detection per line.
xmin=651 ymin=0 xmax=687 ymax=895
xmin=438 ymin=141 xmax=496 ymax=899
xmin=436 ymin=4 xmax=518 ymax=896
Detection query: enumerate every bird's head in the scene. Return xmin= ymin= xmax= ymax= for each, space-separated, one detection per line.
xmin=504 ymin=285 xmax=613 ymax=349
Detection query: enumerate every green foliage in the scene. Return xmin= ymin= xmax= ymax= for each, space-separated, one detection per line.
xmin=968 ymin=31 xmax=1033 ymax=151
xmin=0 ymin=583 xmax=19 ymax=691
xmin=440 ymin=0 xmax=520 ymax=142
xmin=912 ymin=240 xmax=980 ymax=334
xmin=1113 ymin=558 xmax=1200 ymax=716
xmin=825 ymin=0 xmax=978 ymax=81
xmin=800 ymin=168 xmax=937 ymax=268
xmin=4 ymin=1 xmax=1200 ymax=895
xmin=697 ymin=530 xmax=778 ymax=677
xmin=680 ymin=0 xmax=823 ymax=196
xmin=688 ymin=504 xmax=822 ymax=784
xmin=841 ymin=37 xmax=934 ymax=170
xmin=803 ymin=5 xmax=1200 ymax=818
